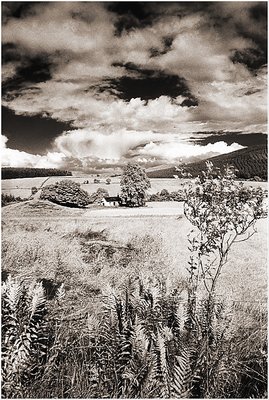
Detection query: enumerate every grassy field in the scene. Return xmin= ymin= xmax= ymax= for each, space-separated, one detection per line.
xmin=2 ymin=176 xmax=267 ymax=199
xmin=2 ymin=199 xmax=267 ymax=304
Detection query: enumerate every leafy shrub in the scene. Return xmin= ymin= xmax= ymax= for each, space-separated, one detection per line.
xmin=31 ymin=186 xmax=38 ymax=195
xmin=1 ymin=194 xmax=24 ymax=207
xmin=183 ymin=162 xmax=266 ymax=297
xmin=85 ymin=278 xmax=267 ymax=399
xmin=40 ymin=180 xmax=91 ymax=208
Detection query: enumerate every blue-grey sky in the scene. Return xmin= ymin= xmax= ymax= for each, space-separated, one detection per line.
xmin=2 ymin=1 xmax=267 ymax=170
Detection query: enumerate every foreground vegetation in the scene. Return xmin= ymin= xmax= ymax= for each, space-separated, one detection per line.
xmin=2 ymin=163 xmax=267 ymax=398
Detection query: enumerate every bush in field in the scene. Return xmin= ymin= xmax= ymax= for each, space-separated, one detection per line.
xmin=86 ymin=164 xmax=266 ymax=398
xmin=89 ymin=187 xmax=109 ymax=204
xmin=120 ymin=163 xmax=151 ymax=207
xmin=175 ymin=162 xmax=267 ymax=398
xmin=183 ymin=161 xmax=266 ymax=298
xmin=1 ymin=194 xmax=24 ymax=207
xmin=40 ymin=180 xmax=91 ymax=208
xmin=31 ymin=186 xmax=38 ymax=195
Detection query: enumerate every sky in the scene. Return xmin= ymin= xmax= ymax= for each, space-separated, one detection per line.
xmin=1 ymin=1 xmax=267 ymax=171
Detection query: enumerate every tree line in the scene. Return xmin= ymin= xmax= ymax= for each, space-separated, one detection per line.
xmin=2 ymin=167 xmax=72 ymax=180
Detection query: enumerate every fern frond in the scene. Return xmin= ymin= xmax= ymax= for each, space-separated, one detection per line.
xmin=171 ymin=349 xmax=192 ymax=398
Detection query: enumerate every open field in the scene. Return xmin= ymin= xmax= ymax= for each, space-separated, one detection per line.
xmin=2 ymin=176 xmax=267 ymax=198
xmin=2 ymin=199 xmax=267 ymax=303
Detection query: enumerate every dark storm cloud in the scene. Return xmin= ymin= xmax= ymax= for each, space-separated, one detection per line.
xmin=190 ymin=132 xmax=267 ymax=147
xmin=224 ymin=2 xmax=267 ymax=72
xmin=2 ymin=43 xmax=22 ymax=63
xmin=231 ymin=48 xmax=266 ymax=72
xmin=99 ymin=63 xmax=198 ymax=104
xmin=2 ymin=1 xmax=36 ymax=24
xmin=108 ymin=2 xmax=156 ymax=35
xmin=2 ymin=55 xmax=53 ymax=97
xmin=149 ymin=36 xmax=174 ymax=58
xmin=2 ymin=106 xmax=74 ymax=154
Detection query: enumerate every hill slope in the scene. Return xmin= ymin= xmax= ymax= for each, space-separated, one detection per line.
xmin=147 ymin=144 xmax=268 ymax=180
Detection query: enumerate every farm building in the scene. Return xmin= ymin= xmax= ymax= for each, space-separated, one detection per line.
xmin=101 ymin=196 xmax=122 ymax=207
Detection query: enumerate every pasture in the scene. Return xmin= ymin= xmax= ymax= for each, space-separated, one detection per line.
xmin=1 ymin=175 xmax=267 ymax=198
xmin=2 ymin=199 xmax=267 ymax=303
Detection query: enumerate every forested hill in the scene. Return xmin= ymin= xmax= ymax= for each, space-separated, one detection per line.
xmin=147 ymin=144 xmax=268 ymax=180
xmin=2 ymin=167 xmax=72 ymax=180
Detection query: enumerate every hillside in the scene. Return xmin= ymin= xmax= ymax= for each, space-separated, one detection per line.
xmin=147 ymin=144 xmax=268 ymax=180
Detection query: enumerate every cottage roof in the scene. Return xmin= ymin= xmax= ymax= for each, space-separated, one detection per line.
xmin=103 ymin=196 xmax=121 ymax=202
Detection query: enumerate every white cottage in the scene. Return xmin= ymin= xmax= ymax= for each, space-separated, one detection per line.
xmin=101 ymin=196 xmax=121 ymax=207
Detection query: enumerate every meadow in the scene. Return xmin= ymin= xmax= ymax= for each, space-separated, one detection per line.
xmin=2 ymin=199 xmax=267 ymax=304
xmin=2 ymin=176 xmax=267 ymax=198
xmin=1 ymin=176 xmax=268 ymax=398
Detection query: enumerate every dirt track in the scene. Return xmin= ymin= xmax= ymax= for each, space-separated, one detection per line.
xmin=2 ymin=201 xmax=184 ymax=220
xmin=84 ymin=202 xmax=184 ymax=218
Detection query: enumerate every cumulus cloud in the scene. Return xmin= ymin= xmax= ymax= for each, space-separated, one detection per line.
xmin=2 ymin=90 xmax=192 ymax=133
xmin=135 ymin=140 xmax=243 ymax=161
xmin=0 ymin=129 xmax=247 ymax=169
xmin=1 ymin=135 xmax=66 ymax=168
xmin=54 ymin=128 xmax=244 ymax=165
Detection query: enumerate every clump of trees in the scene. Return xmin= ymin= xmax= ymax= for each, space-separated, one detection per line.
xmin=2 ymin=168 xmax=72 ymax=180
xmin=89 ymin=188 xmax=109 ymax=204
xmin=149 ymin=188 xmax=184 ymax=202
xmin=120 ymin=163 xmax=151 ymax=207
xmin=40 ymin=180 xmax=91 ymax=208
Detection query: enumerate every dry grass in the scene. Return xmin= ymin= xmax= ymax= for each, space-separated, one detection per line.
xmin=2 ymin=199 xmax=267 ymax=305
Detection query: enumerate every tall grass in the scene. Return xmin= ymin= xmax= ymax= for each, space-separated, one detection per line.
xmin=2 ymin=275 xmax=266 ymax=398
